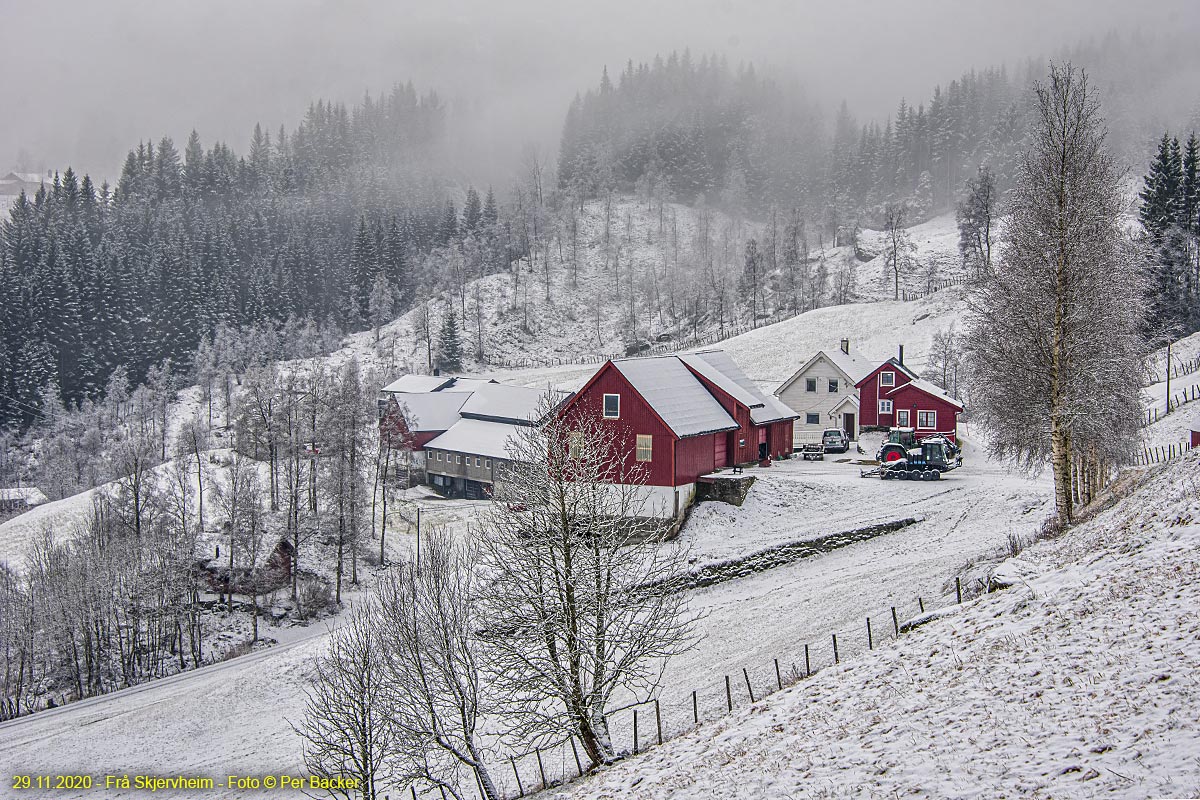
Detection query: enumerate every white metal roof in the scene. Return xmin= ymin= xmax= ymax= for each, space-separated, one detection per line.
xmin=381 ymin=374 xmax=454 ymax=394
xmin=459 ymin=383 xmax=569 ymax=425
xmin=686 ymin=350 xmax=797 ymax=424
xmin=750 ymin=394 xmax=799 ymax=424
xmin=611 ymin=356 xmax=738 ymax=438
xmin=777 ymin=346 xmax=873 ymax=397
xmin=441 ymin=377 xmax=497 ymax=393
xmin=388 ymin=392 xmax=469 ymax=432
xmin=425 ymin=419 xmax=523 ymax=460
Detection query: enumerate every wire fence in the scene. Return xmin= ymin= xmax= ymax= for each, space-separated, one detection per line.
xmin=1144 ymin=383 xmax=1200 ymax=426
xmin=898 ymin=275 xmax=972 ymax=302
xmin=397 ymin=578 xmax=972 ymax=800
xmin=1149 ymin=353 xmax=1200 ymax=385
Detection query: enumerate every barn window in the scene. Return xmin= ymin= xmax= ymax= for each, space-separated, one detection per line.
xmin=805 ymin=378 xmax=817 ymax=392
xmin=436 ymin=452 xmax=442 ymax=461
xmin=635 ymin=434 xmax=653 ymax=462
xmin=485 ymin=459 xmax=491 ymax=469
xmin=568 ymin=431 xmax=583 ymax=458
xmin=880 ymin=372 xmax=895 ymax=387
xmin=917 ymin=410 xmax=937 ymax=429
xmin=456 ymin=455 xmax=462 ymax=464
xmin=878 ymin=399 xmax=893 ymax=414
xmin=805 ymin=413 xmax=820 ymax=425
xmin=828 ymin=378 xmax=839 ymax=393
xmin=603 ymin=394 xmax=620 ymax=418
xmin=475 ymin=456 xmax=482 ymax=467
xmin=896 ymin=409 xmax=910 ymax=427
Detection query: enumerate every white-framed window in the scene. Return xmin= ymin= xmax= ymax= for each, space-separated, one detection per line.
xmin=635 ymin=434 xmax=653 ymax=462
xmin=917 ymin=410 xmax=937 ymax=429
xmin=896 ymin=409 xmax=910 ymax=427
xmin=880 ymin=372 xmax=895 ymax=387
xmin=475 ymin=456 xmax=482 ymax=467
xmin=805 ymin=378 xmax=817 ymax=392
xmin=878 ymin=399 xmax=893 ymax=414
xmin=456 ymin=455 xmax=462 ymax=464
xmin=805 ymin=412 xmax=820 ymax=425
xmin=828 ymin=378 xmax=839 ymax=393
xmin=603 ymin=393 xmax=620 ymax=418
xmin=485 ymin=459 xmax=491 ymax=469
xmin=568 ymin=431 xmax=583 ymax=458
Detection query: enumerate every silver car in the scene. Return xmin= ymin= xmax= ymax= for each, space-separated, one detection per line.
xmin=821 ymin=428 xmax=850 ymax=453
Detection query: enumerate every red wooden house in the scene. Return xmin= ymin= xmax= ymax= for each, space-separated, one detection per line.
xmin=855 ymin=355 xmax=963 ymax=440
xmin=559 ymin=350 xmax=796 ymax=518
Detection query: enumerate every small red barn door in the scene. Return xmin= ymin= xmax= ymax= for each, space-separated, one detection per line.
xmin=714 ymin=434 xmax=728 ymax=467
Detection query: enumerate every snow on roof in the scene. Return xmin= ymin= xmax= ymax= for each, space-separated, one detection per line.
xmin=612 ymin=356 xmax=738 ymax=438
xmin=751 ymin=394 xmax=799 ymax=424
xmin=0 ymin=487 xmax=48 ymax=506
xmin=777 ymin=345 xmax=873 ymax=396
xmin=685 ymin=350 xmax=798 ymax=424
xmin=459 ymin=383 xmax=570 ymax=425
xmin=679 ymin=352 xmax=761 ymax=408
xmin=886 ymin=377 xmax=964 ymax=409
xmin=389 ymin=392 xmax=469 ymax=432
xmin=442 ymin=377 xmax=500 ymax=394
xmin=424 ymin=418 xmax=523 ymax=460
xmin=381 ymin=374 xmax=454 ymax=394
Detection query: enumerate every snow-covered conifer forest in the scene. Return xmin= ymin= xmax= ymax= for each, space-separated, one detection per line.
xmin=3 ymin=3 xmax=1200 ymax=798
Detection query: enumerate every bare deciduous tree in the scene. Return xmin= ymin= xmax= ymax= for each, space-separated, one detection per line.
xmin=477 ymin=397 xmax=695 ymax=767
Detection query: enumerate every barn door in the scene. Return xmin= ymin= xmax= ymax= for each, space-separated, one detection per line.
xmin=714 ymin=434 xmax=728 ymax=467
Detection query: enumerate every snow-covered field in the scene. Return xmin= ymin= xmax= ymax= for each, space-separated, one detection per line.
xmin=543 ymin=452 xmax=1200 ymax=800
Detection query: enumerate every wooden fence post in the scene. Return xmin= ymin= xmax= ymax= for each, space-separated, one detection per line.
xmin=867 ymin=617 xmax=873 ymax=650
xmin=956 ymin=577 xmax=962 ymax=604
xmin=832 ymin=633 xmax=839 ymax=664
xmin=805 ymin=644 xmax=811 ymax=676
xmin=725 ymin=675 xmax=733 ymax=711
xmin=508 ymin=758 xmax=523 ymax=796
xmin=655 ymin=699 xmax=663 ymax=745
xmin=569 ymin=737 xmax=583 ymax=776
xmin=774 ymin=658 xmax=783 ymax=690
xmin=743 ymin=667 xmax=755 ymax=703
xmin=692 ymin=689 xmax=699 ymax=724
xmin=892 ymin=606 xmax=900 ymax=636
xmin=918 ymin=596 xmax=925 ymax=613
xmin=535 ymin=748 xmax=548 ymax=789
xmin=633 ymin=708 xmax=639 ymax=754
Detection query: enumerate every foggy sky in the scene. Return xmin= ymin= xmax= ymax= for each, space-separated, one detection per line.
xmin=4 ymin=0 xmax=1198 ymax=186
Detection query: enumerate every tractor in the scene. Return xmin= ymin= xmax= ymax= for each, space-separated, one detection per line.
xmin=863 ymin=427 xmax=961 ymax=481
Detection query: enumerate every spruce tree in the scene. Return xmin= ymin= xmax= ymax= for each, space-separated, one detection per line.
xmin=438 ymin=307 xmax=464 ymax=372
xmin=461 ymin=187 xmax=482 ymax=234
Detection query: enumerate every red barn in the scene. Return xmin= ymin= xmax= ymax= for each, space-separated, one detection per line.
xmin=856 ymin=357 xmax=963 ymax=440
xmin=559 ymin=350 xmax=796 ymax=518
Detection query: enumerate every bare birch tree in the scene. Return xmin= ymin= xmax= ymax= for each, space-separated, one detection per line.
xmin=374 ymin=531 xmax=500 ymax=800
xmin=295 ymin=605 xmax=394 ymax=800
xmin=476 ymin=396 xmax=694 ymax=767
xmin=963 ymin=63 xmax=1146 ymax=525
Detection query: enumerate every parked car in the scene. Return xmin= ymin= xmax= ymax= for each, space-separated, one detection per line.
xmin=821 ymin=428 xmax=850 ymax=453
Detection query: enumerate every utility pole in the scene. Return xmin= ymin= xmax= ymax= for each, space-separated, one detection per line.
xmin=1166 ymin=339 xmax=1173 ymax=415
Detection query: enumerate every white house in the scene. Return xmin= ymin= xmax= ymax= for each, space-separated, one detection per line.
xmin=775 ymin=339 xmax=872 ymax=442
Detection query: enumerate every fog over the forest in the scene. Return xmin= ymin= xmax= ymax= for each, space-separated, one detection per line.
xmin=4 ymin=0 xmax=1199 ymax=185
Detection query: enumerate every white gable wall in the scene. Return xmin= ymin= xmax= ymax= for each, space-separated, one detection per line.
xmin=776 ymin=353 xmax=861 ymax=440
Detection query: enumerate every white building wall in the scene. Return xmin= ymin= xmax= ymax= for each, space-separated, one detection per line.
xmin=777 ymin=354 xmax=860 ymax=441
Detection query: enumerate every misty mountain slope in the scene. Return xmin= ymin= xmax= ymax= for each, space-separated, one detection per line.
xmin=544 ymin=453 xmax=1200 ymax=800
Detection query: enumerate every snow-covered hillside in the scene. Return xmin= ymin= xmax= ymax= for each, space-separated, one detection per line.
xmin=543 ymin=452 xmax=1200 ymax=799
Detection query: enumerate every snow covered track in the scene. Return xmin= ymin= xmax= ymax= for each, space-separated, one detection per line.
xmin=545 ymin=455 xmax=1200 ymax=799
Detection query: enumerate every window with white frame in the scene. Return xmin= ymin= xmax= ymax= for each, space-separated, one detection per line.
xmin=603 ymin=393 xmax=620 ymax=418
xmin=805 ymin=412 xmax=820 ymax=425
xmin=475 ymin=456 xmax=482 ymax=467
xmin=456 ymin=455 xmax=462 ymax=464
xmin=917 ymin=410 xmax=937 ymax=429
xmin=635 ymin=434 xmax=653 ymax=462
xmin=805 ymin=378 xmax=817 ymax=392
xmin=436 ymin=451 xmax=442 ymax=461
xmin=828 ymin=378 xmax=839 ymax=393
xmin=880 ymin=372 xmax=895 ymax=387
xmin=896 ymin=409 xmax=910 ymax=426
xmin=878 ymin=399 xmax=893 ymax=414
xmin=485 ymin=459 xmax=491 ymax=469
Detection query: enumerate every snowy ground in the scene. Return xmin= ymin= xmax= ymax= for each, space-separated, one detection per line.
xmin=542 ymin=452 xmax=1200 ymax=800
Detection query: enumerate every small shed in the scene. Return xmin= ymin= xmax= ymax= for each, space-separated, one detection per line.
xmin=0 ymin=487 xmax=49 ymax=514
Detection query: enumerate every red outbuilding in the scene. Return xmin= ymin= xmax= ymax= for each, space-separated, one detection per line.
xmin=559 ymin=350 xmax=796 ymax=517
xmin=856 ymin=356 xmax=963 ymax=440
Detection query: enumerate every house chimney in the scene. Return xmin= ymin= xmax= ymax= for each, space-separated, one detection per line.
xmin=898 ymin=344 xmax=904 ymax=365
xmin=840 ymin=338 xmax=850 ymax=355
